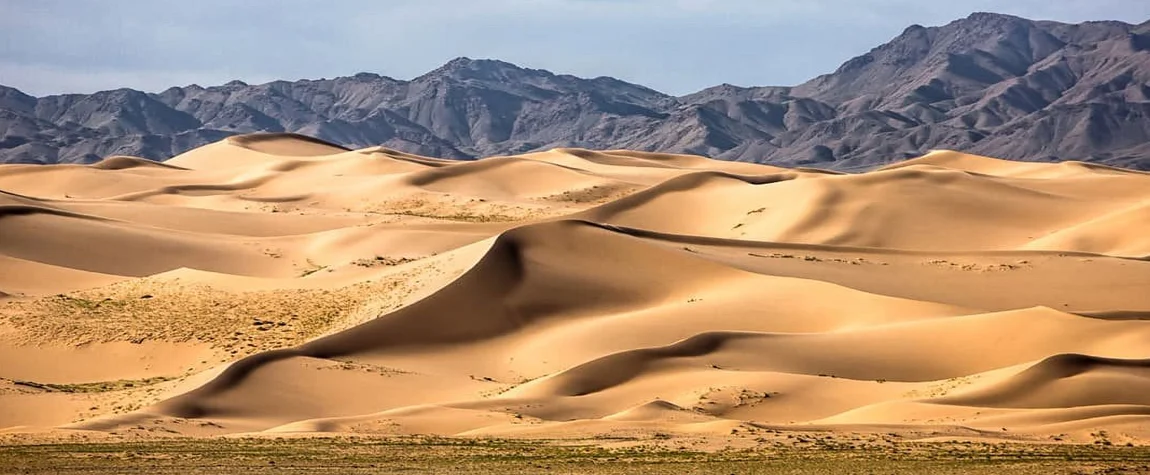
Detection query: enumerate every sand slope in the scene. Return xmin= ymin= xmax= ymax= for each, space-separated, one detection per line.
xmin=2 ymin=133 xmax=1149 ymax=444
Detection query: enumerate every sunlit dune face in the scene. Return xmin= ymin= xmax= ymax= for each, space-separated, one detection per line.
xmin=2 ymin=136 xmax=1149 ymax=446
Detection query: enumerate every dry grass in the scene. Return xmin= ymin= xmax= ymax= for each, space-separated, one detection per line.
xmin=7 ymin=376 xmax=176 ymax=394
xmin=1 ymin=436 xmax=1149 ymax=474
xmin=535 ymin=184 xmax=641 ymax=204
xmin=0 ymin=262 xmax=452 ymax=358
xmin=362 ymin=194 xmax=560 ymax=223
xmin=352 ymin=256 xmax=419 ymax=267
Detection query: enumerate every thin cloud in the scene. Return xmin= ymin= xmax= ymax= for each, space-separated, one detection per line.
xmin=1 ymin=0 xmax=1147 ymax=97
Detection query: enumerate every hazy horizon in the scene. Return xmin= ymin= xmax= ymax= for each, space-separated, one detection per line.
xmin=2 ymin=0 xmax=1148 ymax=97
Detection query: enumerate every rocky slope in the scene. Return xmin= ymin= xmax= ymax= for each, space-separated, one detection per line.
xmin=2 ymin=12 xmax=1149 ymax=169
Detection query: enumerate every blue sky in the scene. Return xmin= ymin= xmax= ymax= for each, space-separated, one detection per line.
xmin=1 ymin=0 xmax=1148 ymax=97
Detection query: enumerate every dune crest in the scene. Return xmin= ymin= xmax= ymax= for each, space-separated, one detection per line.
xmin=1 ymin=137 xmax=1149 ymax=444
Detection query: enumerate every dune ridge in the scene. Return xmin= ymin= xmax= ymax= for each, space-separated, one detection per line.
xmin=1 ymin=133 xmax=1149 ymax=445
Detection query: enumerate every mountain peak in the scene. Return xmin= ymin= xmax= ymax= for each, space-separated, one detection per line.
xmin=0 ymin=84 xmax=36 ymax=111
xmin=2 ymin=13 xmax=1149 ymax=170
xmin=416 ymin=57 xmax=540 ymax=83
xmin=440 ymin=57 xmax=524 ymax=72
xmin=946 ymin=11 xmax=1035 ymax=32
xmin=440 ymin=56 xmax=477 ymax=68
xmin=416 ymin=57 xmax=554 ymax=86
xmin=964 ymin=11 xmax=1023 ymax=21
xmin=901 ymin=24 xmax=927 ymax=34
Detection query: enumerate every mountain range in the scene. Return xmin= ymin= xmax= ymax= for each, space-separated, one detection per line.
xmin=2 ymin=12 xmax=1149 ymax=170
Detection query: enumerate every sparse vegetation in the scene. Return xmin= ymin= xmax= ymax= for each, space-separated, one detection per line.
xmin=9 ymin=376 xmax=175 ymax=393
xmin=318 ymin=360 xmax=412 ymax=376
xmin=298 ymin=259 xmax=329 ymax=277
xmin=747 ymin=252 xmax=873 ymax=265
xmin=0 ymin=261 xmax=454 ymax=359
xmin=0 ymin=436 xmax=1147 ymax=474
xmin=352 ymin=255 xmax=418 ymax=268
xmin=537 ymin=184 xmax=638 ymax=204
xmin=922 ymin=259 xmax=1025 ymax=272
xmin=393 ymin=210 xmax=522 ymax=223
xmin=53 ymin=295 xmax=123 ymax=310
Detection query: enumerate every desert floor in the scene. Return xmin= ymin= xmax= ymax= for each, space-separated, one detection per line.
xmin=3 ymin=435 xmax=1150 ymax=474
xmin=2 ymin=133 xmax=1149 ymax=470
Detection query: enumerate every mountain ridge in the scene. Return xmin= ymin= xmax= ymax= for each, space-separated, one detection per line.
xmin=2 ymin=12 xmax=1149 ymax=170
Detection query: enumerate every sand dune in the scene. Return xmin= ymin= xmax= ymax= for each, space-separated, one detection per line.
xmin=1 ymin=133 xmax=1149 ymax=445
xmin=582 ymin=163 xmax=1150 ymax=255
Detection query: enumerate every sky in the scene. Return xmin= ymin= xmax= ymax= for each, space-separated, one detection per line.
xmin=1 ymin=0 xmax=1148 ymax=97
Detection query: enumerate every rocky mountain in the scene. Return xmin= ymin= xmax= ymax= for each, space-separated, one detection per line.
xmin=3 ymin=12 xmax=1149 ymax=170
